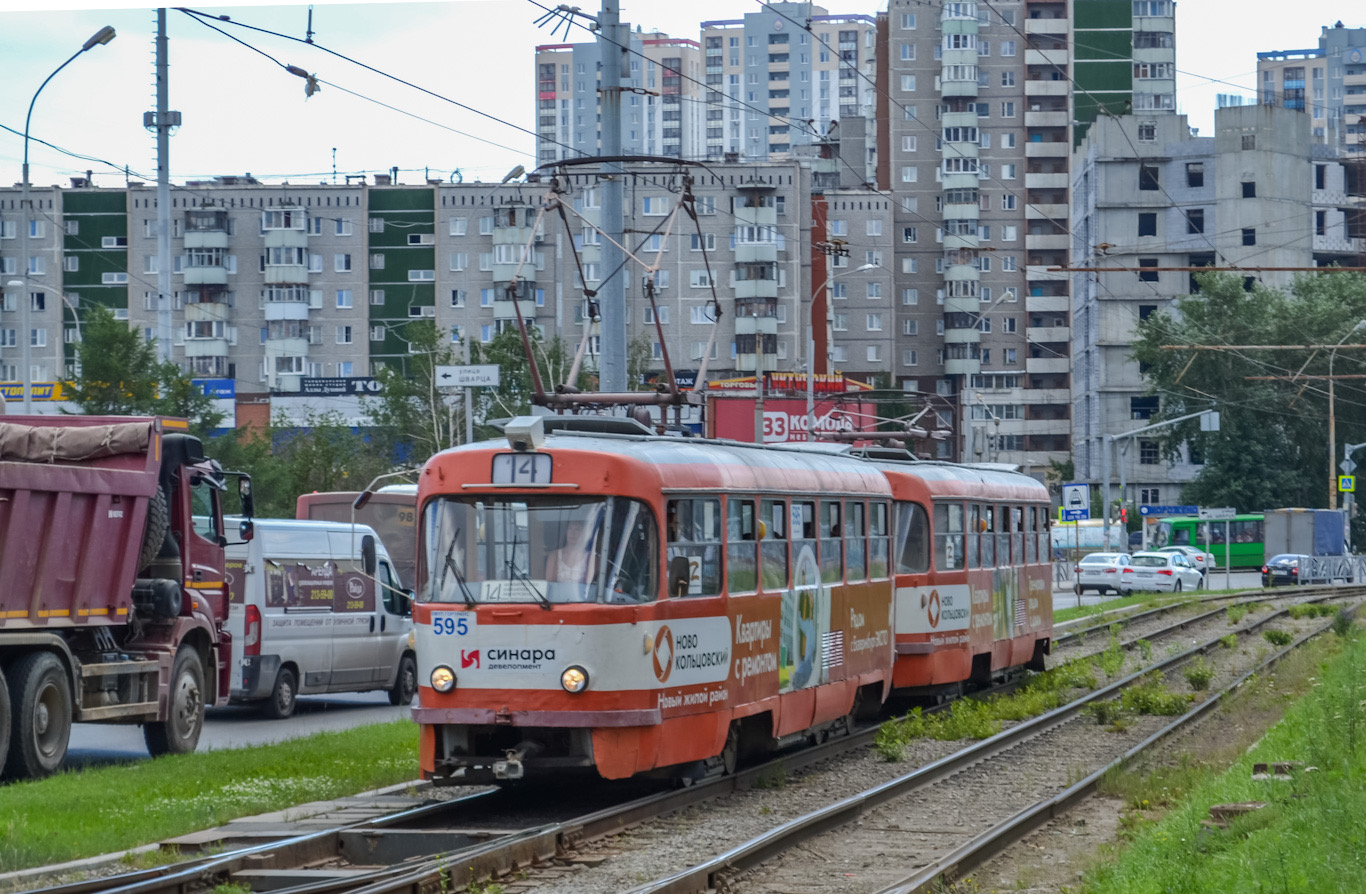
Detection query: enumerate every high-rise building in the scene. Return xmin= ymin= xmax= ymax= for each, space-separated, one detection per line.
xmin=1070 ymin=104 xmax=1365 ymax=505
xmin=1257 ymin=22 xmax=1366 ymax=154
xmin=535 ymin=31 xmax=705 ymax=164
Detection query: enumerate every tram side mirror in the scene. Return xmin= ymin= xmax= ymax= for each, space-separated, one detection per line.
xmin=238 ymin=519 xmax=255 ymax=543
xmin=668 ymin=555 xmax=691 ymax=598
xmin=361 ymin=534 xmax=377 ymax=578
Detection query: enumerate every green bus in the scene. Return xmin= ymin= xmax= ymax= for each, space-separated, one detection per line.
xmin=1152 ymin=514 xmax=1265 ymax=569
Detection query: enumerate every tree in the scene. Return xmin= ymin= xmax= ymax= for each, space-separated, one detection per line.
xmin=65 ymin=304 xmax=222 ymax=432
xmin=205 ymin=412 xmax=390 ymax=518
xmin=468 ymin=326 xmax=591 ymax=431
xmin=1132 ymin=271 xmax=1366 ymax=515
xmin=363 ymin=320 xmax=462 ymax=465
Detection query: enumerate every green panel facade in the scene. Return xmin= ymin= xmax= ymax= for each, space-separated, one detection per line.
xmin=366 ymin=187 xmax=437 ymax=374
xmin=1074 ymin=0 xmax=1132 ymax=29
xmin=61 ymin=190 xmax=128 ymax=370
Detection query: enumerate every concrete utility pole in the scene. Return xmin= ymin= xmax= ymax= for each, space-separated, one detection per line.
xmin=597 ymin=0 xmax=627 ymax=393
xmin=152 ymin=9 xmax=177 ymax=363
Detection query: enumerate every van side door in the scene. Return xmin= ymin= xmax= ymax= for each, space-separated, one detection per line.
xmin=374 ymin=559 xmax=411 ymax=684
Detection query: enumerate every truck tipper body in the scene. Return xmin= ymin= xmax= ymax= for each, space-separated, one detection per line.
xmin=0 ymin=414 xmax=251 ymax=777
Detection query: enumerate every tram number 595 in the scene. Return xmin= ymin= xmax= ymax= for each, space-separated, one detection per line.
xmin=492 ymin=453 xmax=553 ymax=485
xmin=431 ymin=612 xmax=473 ymax=636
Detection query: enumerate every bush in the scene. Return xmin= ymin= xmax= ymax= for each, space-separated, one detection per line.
xmin=1086 ymin=699 xmax=1124 ymax=726
xmin=1226 ymin=603 xmax=1249 ymax=625
xmin=1097 ymin=633 xmax=1127 ymax=679
xmin=1183 ymin=656 xmax=1215 ymax=691
xmin=1219 ymin=633 xmax=1238 ymax=649
xmin=1333 ymin=607 xmax=1356 ymax=637
xmin=1264 ymin=629 xmax=1295 ymax=647
xmin=1288 ymin=603 xmax=1337 ymax=620
xmin=1136 ymin=638 xmax=1154 ymax=662
xmin=1120 ymin=675 xmax=1192 ymax=716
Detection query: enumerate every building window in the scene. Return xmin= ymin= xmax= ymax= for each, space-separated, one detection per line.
xmin=1241 ymin=134 xmax=1256 ymax=150
xmin=1242 ymin=181 xmax=1256 ymax=198
xmin=336 ymin=326 xmax=353 ymax=345
xmin=336 ymin=289 xmax=353 ymax=308
xmin=370 ymin=326 xmax=386 ymax=341
xmin=1139 ymin=440 xmax=1160 ymax=465
xmin=1242 ymin=227 xmax=1256 ymax=246
xmin=1138 ymin=258 xmax=1159 ymax=282
xmin=335 ymin=254 xmax=352 ymax=272
xmin=1186 ymin=209 xmax=1205 ymax=234
xmin=1137 ymin=123 xmax=1156 ymax=142
xmin=1139 ymin=165 xmax=1160 ymax=191
xmin=370 ymin=253 xmax=385 ymax=270
xmin=1138 ymin=212 xmax=1157 ymax=237
xmin=409 ymin=270 xmax=436 ymax=281
xmin=1187 ymin=163 xmax=1204 ymax=188
xmin=1139 ymin=304 xmax=1157 ymax=320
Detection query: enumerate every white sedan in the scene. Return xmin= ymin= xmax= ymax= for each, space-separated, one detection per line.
xmin=1152 ymin=545 xmax=1217 ymax=576
xmin=1128 ymin=551 xmax=1205 ymax=593
xmin=1075 ymin=552 xmax=1136 ymax=596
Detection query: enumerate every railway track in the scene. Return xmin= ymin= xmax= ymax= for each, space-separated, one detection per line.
xmin=22 ymin=587 xmax=1362 ymax=894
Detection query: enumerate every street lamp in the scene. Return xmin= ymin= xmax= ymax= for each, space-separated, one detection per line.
xmin=809 ymin=261 xmax=879 ymax=437
xmin=15 ymin=25 xmax=116 ymax=414
xmin=1327 ymin=319 xmax=1366 ymax=509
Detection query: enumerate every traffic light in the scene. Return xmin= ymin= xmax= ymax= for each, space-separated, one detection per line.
xmin=1119 ymin=507 xmax=1128 ymax=524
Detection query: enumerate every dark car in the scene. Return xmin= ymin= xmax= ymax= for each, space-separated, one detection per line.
xmin=1261 ymin=554 xmax=1305 ymax=587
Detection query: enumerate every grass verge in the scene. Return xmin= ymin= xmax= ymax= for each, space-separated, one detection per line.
xmin=1081 ymin=619 xmax=1366 ymax=892
xmin=0 ymin=720 xmax=417 ymax=874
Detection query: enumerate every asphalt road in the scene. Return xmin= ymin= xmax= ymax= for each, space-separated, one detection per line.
xmin=64 ymin=692 xmax=410 ymax=770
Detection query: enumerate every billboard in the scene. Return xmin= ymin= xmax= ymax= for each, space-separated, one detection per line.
xmin=708 ymin=395 xmax=876 ymax=444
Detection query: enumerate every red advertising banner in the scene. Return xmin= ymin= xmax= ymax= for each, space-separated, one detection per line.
xmin=708 ymin=396 xmax=877 ymax=444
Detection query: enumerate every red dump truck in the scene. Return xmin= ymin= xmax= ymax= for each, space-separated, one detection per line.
xmin=0 ymin=414 xmax=252 ymax=778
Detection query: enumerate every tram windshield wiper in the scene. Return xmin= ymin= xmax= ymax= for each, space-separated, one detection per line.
xmin=440 ymin=526 xmax=476 ymax=605
xmin=507 ymin=522 xmax=551 ymax=610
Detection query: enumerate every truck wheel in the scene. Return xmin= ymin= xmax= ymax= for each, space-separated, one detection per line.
xmin=4 ymin=652 xmax=73 ymax=779
xmin=144 ymin=647 xmax=205 ymax=756
xmin=388 ymin=655 xmax=417 ymax=707
xmin=0 ymin=666 xmax=11 ymax=778
xmin=262 ymin=667 xmax=297 ymax=720
xmin=138 ymin=486 xmax=170 ymax=572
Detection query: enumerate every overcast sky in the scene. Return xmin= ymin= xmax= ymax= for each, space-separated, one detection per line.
xmin=0 ymin=0 xmax=1357 ymax=189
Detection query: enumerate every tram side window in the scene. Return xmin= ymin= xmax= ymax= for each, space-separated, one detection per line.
xmin=792 ymin=501 xmax=818 ymax=583
xmin=1025 ymin=506 xmax=1037 ymax=564
xmin=845 ymin=501 xmax=867 ymax=582
xmin=981 ymin=504 xmax=996 ymax=567
xmin=666 ymin=497 xmax=723 ymax=596
xmin=894 ymin=501 xmax=930 ymax=574
xmin=998 ymin=505 xmax=1012 ymax=566
xmin=934 ymin=502 xmax=964 ymax=570
xmin=967 ymin=504 xmax=981 ymax=568
xmin=870 ymin=502 xmax=891 ymax=578
xmin=761 ymin=499 xmax=789 ymax=589
xmin=726 ymin=498 xmax=759 ymax=594
xmin=820 ymin=500 xmax=844 ymax=583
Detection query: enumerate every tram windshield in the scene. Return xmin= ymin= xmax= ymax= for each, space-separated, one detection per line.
xmin=421 ymin=496 xmax=659 ymax=605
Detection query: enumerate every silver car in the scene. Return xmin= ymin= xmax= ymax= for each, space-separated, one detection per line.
xmin=1075 ymin=552 xmax=1135 ymax=596
xmin=1129 ymin=551 xmax=1205 ymax=593
xmin=1152 ymin=545 xmax=1217 ymax=576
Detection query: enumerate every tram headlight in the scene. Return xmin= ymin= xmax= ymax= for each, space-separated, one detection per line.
xmin=430 ymin=665 xmax=456 ymax=692
xmin=560 ymin=665 xmax=589 ymax=693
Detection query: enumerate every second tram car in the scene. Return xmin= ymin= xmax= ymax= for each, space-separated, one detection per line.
xmin=411 ymin=419 xmax=1053 ymax=785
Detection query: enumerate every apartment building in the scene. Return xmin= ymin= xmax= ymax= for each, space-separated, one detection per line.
xmin=535 ymin=31 xmax=705 ymax=164
xmin=1070 ymin=104 xmax=1364 ymax=505
xmin=1257 ymin=22 xmax=1366 ymax=154
xmin=0 ymin=162 xmax=915 ymax=403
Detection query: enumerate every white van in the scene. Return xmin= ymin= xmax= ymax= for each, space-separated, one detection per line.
xmin=224 ymin=519 xmax=416 ymax=719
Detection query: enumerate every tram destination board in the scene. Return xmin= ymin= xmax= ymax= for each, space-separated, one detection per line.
xmin=492 ymin=453 xmax=553 ymax=485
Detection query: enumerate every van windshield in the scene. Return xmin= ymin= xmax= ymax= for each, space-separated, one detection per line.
xmin=421 ymin=496 xmax=659 ymax=605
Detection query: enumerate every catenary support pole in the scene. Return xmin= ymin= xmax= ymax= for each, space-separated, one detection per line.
xmin=597 ymin=0 xmax=626 ymax=393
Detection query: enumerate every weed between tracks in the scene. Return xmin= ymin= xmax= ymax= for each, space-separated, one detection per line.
xmin=1080 ymin=617 xmax=1366 ymax=893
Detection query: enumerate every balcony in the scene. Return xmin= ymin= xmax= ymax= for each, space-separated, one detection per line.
xmin=1025 ymin=232 xmax=1069 ymax=250
xmin=1022 ymin=417 xmax=1070 ymax=436
xmin=184 ymin=230 xmax=228 ymax=250
xmin=943 ymin=233 xmax=980 ymax=251
xmin=1025 ymin=172 xmax=1068 ymax=190
xmin=736 ymin=242 xmax=779 ymax=264
xmin=1344 ymin=72 xmax=1366 ymax=87
xmin=1024 ymin=110 xmax=1068 ymax=128
xmin=941 ymin=79 xmax=979 ymax=99
xmin=1025 ymin=293 xmax=1070 ymax=313
xmin=184 ymin=267 xmax=227 ymax=286
xmin=1023 ymin=18 xmax=1068 ymax=35
xmin=1025 ymin=203 xmax=1069 ymax=220
xmin=1027 ymin=325 xmax=1071 ymax=342
xmin=1023 ymin=387 xmax=1070 ymax=403
xmin=184 ymin=338 xmax=230 ymax=358
xmin=264 ymin=264 xmax=308 ymax=285
xmin=735 ymin=278 xmax=779 ymax=299
xmin=1025 ymin=264 xmax=1069 ymax=282
xmin=1026 ymin=356 xmax=1069 ymax=374
xmin=1024 ymin=80 xmax=1068 ymax=97
xmin=1025 ymin=141 xmax=1069 ymax=158
xmin=944 ymin=328 xmax=981 ymax=344
xmin=945 ymin=357 xmax=981 ymax=376
xmin=944 ymin=294 xmax=980 ymax=314
xmin=264 ymin=229 xmax=309 ymax=249
xmin=734 ymin=314 xmax=778 ymax=336
xmin=264 ymin=301 xmax=310 ymax=321
xmin=1025 ymin=49 xmax=1068 ymax=68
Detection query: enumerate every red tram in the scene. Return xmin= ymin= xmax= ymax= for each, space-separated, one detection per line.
xmin=411 ymin=419 xmax=1052 ymax=785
